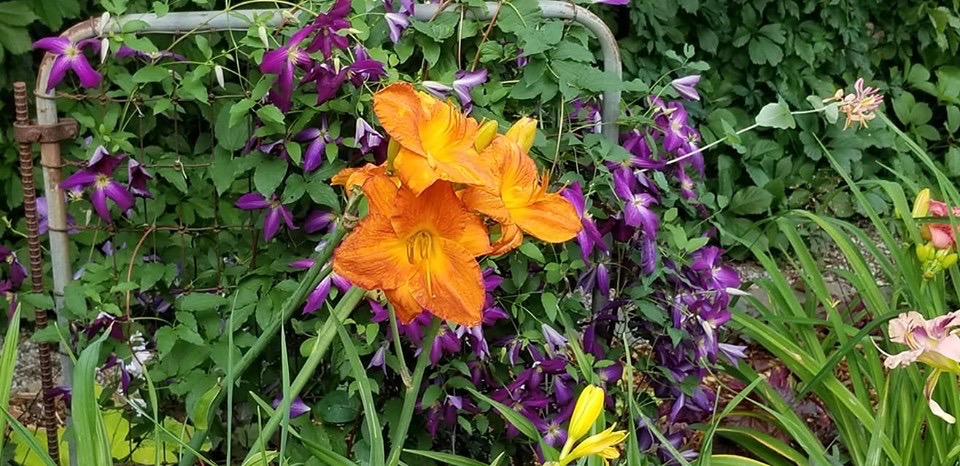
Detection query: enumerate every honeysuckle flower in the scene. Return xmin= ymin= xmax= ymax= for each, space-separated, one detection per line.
xmin=824 ymin=77 xmax=884 ymax=129
xmin=304 ymin=210 xmax=335 ymax=234
xmin=260 ymin=26 xmax=314 ymax=112
xmin=295 ymin=119 xmax=336 ymax=172
xmin=612 ymin=169 xmax=658 ymax=236
xmin=60 ymin=146 xmax=135 ymax=223
xmin=355 ymin=117 xmax=384 ymax=154
xmin=670 ymin=75 xmax=701 ymax=101
xmin=461 ymin=135 xmax=581 ymax=254
xmin=306 ymin=0 xmax=352 ymax=57
xmin=127 ymin=159 xmax=153 ymax=198
xmin=884 ymin=311 xmax=960 ymax=423
xmin=372 ymin=82 xmax=494 ymax=194
xmin=235 ymin=193 xmax=297 ymax=241
xmin=33 ymin=36 xmax=102 ymax=91
xmin=561 ymin=182 xmax=607 ymax=264
xmin=453 ymin=68 xmax=488 ymax=111
xmin=272 ymin=396 xmax=312 ymax=419
xmin=333 ymin=176 xmax=491 ymax=325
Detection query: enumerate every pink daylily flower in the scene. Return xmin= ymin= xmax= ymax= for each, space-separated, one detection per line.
xmin=884 ymin=311 xmax=960 ymax=423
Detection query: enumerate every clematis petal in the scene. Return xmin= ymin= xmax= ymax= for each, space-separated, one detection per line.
xmin=103 ymin=182 xmax=135 ymax=212
xmin=410 ymin=238 xmax=485 ymax=327
xmin=46 ymin=56 xmax=71 ymax=91
xmin=333 ymin=213 xmax=415 ymax=291
xmin=235 ymin=193 xmax=271 ymax=210
xmin=303 ymin=138 xmax=326 ymax=172
xmin=263 ymin=208 xmax=281 ymax=241
xmin=60 ymin=169 xmax=98 ymax=190
xmin=70 ymin=56 xmax=102 ymax=88
xmin=90 ymin=187 xmax=112 ymax=222
xmin=33 ymin=37 xmax=71 ymax=54
xmin=512 ymin=194 xmax=582 ymax=243
xmin=304 ymin=276 xmax=333 ymax=314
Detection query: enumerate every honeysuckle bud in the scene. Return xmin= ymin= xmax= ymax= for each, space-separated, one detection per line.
xmin=913 ymin=188 xmax=931 ymax=219
xmin=473 ymin=120 xmax=498 ymax=151
xmin=214 ymin=65 xmax=225 ymax=89
xmin=506 ymin=117 xmax=537 ymax=153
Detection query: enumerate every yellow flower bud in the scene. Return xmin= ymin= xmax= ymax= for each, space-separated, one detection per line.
xmin=506 ymin=117 xmax=537 ymax=153
xmin=474 ymin=120 xmax=499 ymax=151
xmin=386 ymin=138 xmax=400 ymax=170
xmin=913 ymin=188 xmax=931 ymax=219
xmin=917 ymin=243 xmax=935 ymax=263
xmin=941 ymin=253 xmax=958 ymax=270
xmin=561 ymin=385 xmax=604 ymax=457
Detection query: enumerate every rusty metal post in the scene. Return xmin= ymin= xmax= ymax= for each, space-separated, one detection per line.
xmin=12 ymin=82 xmax=61 ymax=462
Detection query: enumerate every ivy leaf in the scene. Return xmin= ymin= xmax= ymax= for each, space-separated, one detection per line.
xmin=254 ymin=157 xmax=288 ymax=197
xmin=755 ymin=102 xmax=795 ymax=129
xmin=729 ymin=186 xmax=774 ymax=215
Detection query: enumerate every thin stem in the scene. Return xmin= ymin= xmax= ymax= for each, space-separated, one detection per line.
xmin=241 ymin=287 xmax=366 ymax=464
xmin=388 ymin=305 xmax=413 ymax=388
xmin=386 ymin=318 xmax=440 ymax=466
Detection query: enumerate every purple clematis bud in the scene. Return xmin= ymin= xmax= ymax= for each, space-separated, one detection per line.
xmin=115 ymin=46 xmax=185 ymax=62
xmin=272 ymin=396 xmax=312 ymax=419
xmin=127 ymin=159 xmax=153 ymax=198
xmin=260 ymin=26 xmax=314 ymax=112
xmin=670 ymin=75 xmax=701 ymax=101
xmin=429 ymin=324 xmax=462 ymax=365
xmin=33 ymin=37 xmax=102 ymax=91
xmin=452 ymin=69 xmax=487 ymax=111
xmin=60 ymin=146 xmax=135 ymax=223
xmin=303 ymin=272 xmax=351 ymax=314
xmin=421 ymin=81 xmax=453 ymax=100
xmin=384 ymin=11 xmax=410 ymax=44
xmin=561 ymin=182 xmax=607 ymax=264
xmin=355 ymin=117 xmax=384 ymax=154
xmin=303 ymin=210 xmax=335 ymax=233
xmin=516 ymin=49 xmax=529 ymax=68
xmin=541 ymin=324 xmax=567 ymax=355
xmin=235 ymin=193 xmax=297 ymax=241
xmin=718 ymin=343 xmax=748 ymax=367
xmin=368 ymin=344 xmax=388 ymax=372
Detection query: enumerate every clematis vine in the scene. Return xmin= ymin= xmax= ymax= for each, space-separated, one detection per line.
xmin=60 ymin=146 xmax=135 ymax=223
xmin=884 ymin=311 xmax=960 ymax=423
xmin=33 ymin=36 xmax=102 ymax=91
xmin=235 ymin=193 xmax=297 ymax=241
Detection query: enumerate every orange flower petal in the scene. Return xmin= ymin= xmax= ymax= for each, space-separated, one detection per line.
xmin=411 ymin=239 xmax=485 ymax=327
xmin=385 ymin=285 xmax=424 ymax=324
xmin=361 ymin=173 xmax=399 ymax=217
xmin=489 ymin=223 xmax=523 ymax=256
xmin=391 ymin=181 xmax=490 ymax=255
xmin=461 ymin=186 xmax=510 ymax=224
xmin=333 ymin=213 xmax=415 ymax=291
xmin=331 ymin=163 xmax=388 ymax=189
xmin=394 ymin=147 xmax=440 ymax=196
xmin=373 ymin=83 xmax=427 ymax=155
xmin=511 ymin=193 xmax=582 ymax=243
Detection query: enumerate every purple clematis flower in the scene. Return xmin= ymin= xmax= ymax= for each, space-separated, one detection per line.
xmin=671 ymin=75 xmax=701 ymax=101
xmin=421 ymin=81 xmax=453 ymax=100
xmin=33 ymin=36 xmax=102 ymax=91
xmin=660 ymin=102 xmax=691 ymax=152
xmin=384 ymin=11 xmax=410 ymax=44
xmin=272 ymin=396 xmax=312 ymax=419
xmin=592 ymin=0 xmax=629 ymax=5
xmin=115 ymin=46 xmax=185 ymax=62
xmin=453 ymin=69 xmax=487 ymax=111
xmin=306 ymin=0 xmax=352 ymax=57
xmin=346 ymin=46 xmax=386 ymax=87
xmin=429 ymin=324 xmax=462 ymax=365
xmin=612 ymin=169 xmax=658 ymax=236
xmin=260 ymin=27 xmax=314 ymax=112
xmin=355 ymin=117 xmax=384 ymax=154
xmin=290 ymin=259 xmax=351 ymax=313
xmin=516 ymin=49 xmax=529 ymax=68
xmin=561 ymin=182 xmax=607 ymax=264
xmin=368 ymin=344 xmax=388 ymax=372
xmin=127 ymin=159 xmax=153 ymax=198
xmin=295 ymin=117 xmax=336 ymax=172
xmin=689 ymin=246 xmax=740 ymax=290
xmin=1 ymin=247 xmax=27 ymax=289
xmin=304 ymin=62 xmax=348 ymax=105
xmin=60 ymin=146 xmax=135 ymax=223
xmin=304 ymin=210 xmax=335 ymax=234
xmin=235 ymin=193 xmax=297 ymax=241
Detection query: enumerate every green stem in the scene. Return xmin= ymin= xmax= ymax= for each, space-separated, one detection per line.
xmin=241 ymin=286 xmax=366 ymax=464
xmin=386 ymin=318 xmax=440 ymax=466
xmin=388 ymin=305 xmax=413 ymax=388
xmin=177 ymin=196 xmax=360 ymax=466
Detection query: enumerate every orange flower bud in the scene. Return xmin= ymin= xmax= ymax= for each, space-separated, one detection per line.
xmin=506 ymin=117 xmax=537 ymax=153
xmin=474 ymin=120 xmax=499 ymax=151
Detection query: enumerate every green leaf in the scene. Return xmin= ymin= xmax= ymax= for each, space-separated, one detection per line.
xmin=216 ymin=103 xmax=251 ymax=151
xmin=541 ymin=292 xmax=559 ymax=322
xmin=0 ymin=305 xmax=21 ymax=455
xmin=519 ymin=22 xmax=564 ymax=56
xmin=0 ymin=2 xmax=38 ymax=26
xmin=254 ymin=157 xmax=288 ymax=197
xmin=73 ymin=331 xmax=114 ymax=466
xmin=465 ymin=387 xmax=542 ymax=442
xmin=518 ymin=242 xmax=545 ymax=263
xmin=209 ymin=148 xmax=237 ymax=195
xmin=256 ymin=105 xmax=285 ymax=127
xmin=754 ymin=102 xmax=795 ymax=129
xmin=411 ymin=13 xmax=459 ymax=41
xmin=228 ymin=99 xmax=257 ymax=129
xmin=178 ymin=293 xmax=228 ymax=312
xmin=747 ymin=36 xmax=783 ymax=66
xmin=64 ymin=283 xmax=88 ymax=316
xmin=403 ymin=450 xmax=486 ymax=466
xmin=131 ymin=65 xmax=170 ymax=83
xmin=317 ymin=389 xmax=360 ymax=424
xmin=20 ymin=293 xmax=53 ymax=309
xmin=306 ymin=179 xmax=340 ymax=210
xmin=729 ymin=187 xmax=774 ymax=215
xmin=335 ymin=322 xmax=384 ymax=465
xmin=192 ymin=381 xmax=221 ymax=432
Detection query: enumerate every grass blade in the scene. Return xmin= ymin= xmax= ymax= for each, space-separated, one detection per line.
xmin=0 ymin=304 xmax=22 ymax=455
xmin=72 ymin=329 xmax=114 ymax=466
xmin=402 ymin=449 xmax=486 ymax=466
xmin=336 ymin=320 xmax=385 ymax=465
xmin=2 ymin=408 xmax=57 ymax=466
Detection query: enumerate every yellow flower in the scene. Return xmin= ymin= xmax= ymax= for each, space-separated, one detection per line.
xmin=557 ymin=385 xmax=626 ymax=465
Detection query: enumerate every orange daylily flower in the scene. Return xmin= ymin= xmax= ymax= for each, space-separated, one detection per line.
xmin=332 ymin=175 xmax=491 ymax=325
xmin=373 ymin=82 xmax=495 ymax=195
xmin=461 ymin=135 xmax=581 ymax=254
